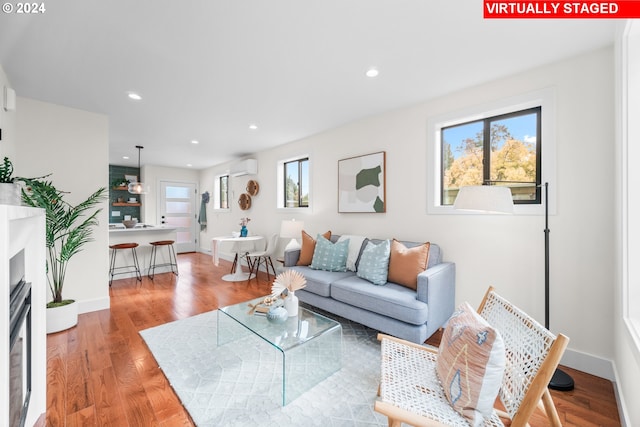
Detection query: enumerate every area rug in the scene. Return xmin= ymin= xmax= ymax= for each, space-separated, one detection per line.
xmin=140 ymin=307 xmax=390 ymax=426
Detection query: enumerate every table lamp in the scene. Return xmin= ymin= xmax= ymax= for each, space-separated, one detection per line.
xmin=280 ymin=219 xmax=304 ymax=251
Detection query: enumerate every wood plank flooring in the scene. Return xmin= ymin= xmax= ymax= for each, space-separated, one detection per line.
xmin=44 ymin=252 xmax=621 ymax=426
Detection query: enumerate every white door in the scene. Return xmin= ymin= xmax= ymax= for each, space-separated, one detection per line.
xmin=160 ymin=181 xmax=197 ymax=253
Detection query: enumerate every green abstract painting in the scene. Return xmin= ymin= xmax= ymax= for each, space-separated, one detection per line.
xmin=338 ymin=151 xmax=386 ymax=213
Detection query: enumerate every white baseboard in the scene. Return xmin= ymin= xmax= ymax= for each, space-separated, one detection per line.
xmin=78 ymin=296 xmax=109 ymax=314
xmin=561 ymin=347 xmax=615 ymax=381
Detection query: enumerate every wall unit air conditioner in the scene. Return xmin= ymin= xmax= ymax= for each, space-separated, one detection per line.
xmin=230 ymin=158 xmax=257 ymax=176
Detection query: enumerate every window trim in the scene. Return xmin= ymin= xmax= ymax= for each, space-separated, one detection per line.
xmin=277 ymin=154 xmax=311 ymax=211
xmin=427 ymin=88 xmax=556 ymax=216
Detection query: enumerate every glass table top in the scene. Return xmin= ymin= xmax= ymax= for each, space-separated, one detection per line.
xmin=218 ymin=295 xmax=341 ymax=351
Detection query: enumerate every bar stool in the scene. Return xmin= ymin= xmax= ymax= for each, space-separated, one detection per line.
xmin=109 ymin=242 xmax=142 ymax=286
xmin=148 ymin=240 xmax=179 ymax=280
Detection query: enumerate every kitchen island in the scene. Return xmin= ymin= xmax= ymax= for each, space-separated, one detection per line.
xmin=109 ymin=224 xmax=178 ymax=279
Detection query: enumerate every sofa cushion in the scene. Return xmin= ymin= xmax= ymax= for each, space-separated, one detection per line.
xmin=331 ymin=276 xmax=428 ymax=325
xmin=436 ymin=302 xmax=505 ymax=426
xmin=356 ymin=239 xmax=390 ymax=285
xmin=288 ymin=265 xmax=354 ymax=297
xmin=310 ymin=236 xmax=349 ymax=272
xmin=388 ymin=239 xmax=430 ymax=290
xmin=297 ymin=230 xmax=331 ymax=266
xmin=337 ymin=235 xmax=367 ymax=271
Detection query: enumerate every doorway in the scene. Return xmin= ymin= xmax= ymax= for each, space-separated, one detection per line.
xmin=159 ymin=181 xmax=198 ymax=253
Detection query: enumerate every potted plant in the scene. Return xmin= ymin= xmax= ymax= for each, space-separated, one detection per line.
xmin=0 ymin=157 xmax=21 ymax=205
xmin=21 ymin=177 xmax=107 ymax=333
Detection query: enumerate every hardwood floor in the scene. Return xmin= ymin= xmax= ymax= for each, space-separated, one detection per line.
xmin=44 ymin=252 xmax=621 ymax=426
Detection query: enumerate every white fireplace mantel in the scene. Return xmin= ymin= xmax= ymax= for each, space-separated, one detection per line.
xmin=1 ymin=205 xmax=46 ymax=427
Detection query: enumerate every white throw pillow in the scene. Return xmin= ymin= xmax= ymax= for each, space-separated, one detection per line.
xmin=337 ymin=235 xmax=367 ymax=272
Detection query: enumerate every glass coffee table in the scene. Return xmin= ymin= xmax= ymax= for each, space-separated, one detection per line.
xmin=217 ymin=296 xmax=342 ymax=405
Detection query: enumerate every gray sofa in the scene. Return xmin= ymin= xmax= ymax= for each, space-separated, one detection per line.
xmin=283 ymin=236 xmax=455 ymax=344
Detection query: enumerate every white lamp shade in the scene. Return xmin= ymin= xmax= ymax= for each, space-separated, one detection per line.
xmin=453 ymin=186 xmax=514 ymax=214
xmin=280 ymin=219 xmax=305 ymax=238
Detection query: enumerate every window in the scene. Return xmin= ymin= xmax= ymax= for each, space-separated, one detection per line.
xmin=277 ymin=155 xmax=310 ymax=209
xmin=441 ymin=107 xmax=541 ymax=205
xmin=284 ymin=157 xmax=309 ymax=207
xmin=214 ymin=174 xmax=229 ymax=210
xmin=427 ymin=88 xmax=555 ymax=215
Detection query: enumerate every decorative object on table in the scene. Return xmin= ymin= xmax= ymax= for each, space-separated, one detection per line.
xmin=198 ymin=191 xmax=209 ymax=231
xmin=238 ymin=192 xmax=251 ymax=210
xmin=246 ymin=179 xmax=259 ymax=196
xmin=127 ymin=145 xmax=146 ymax=194
xmin=271 ymin=269 xmax=307 ymax=317
xmin=122 ymin=219 xmax=138 ymax=228
xmin=338 ymin=151 xmax=386 ymax=213
xmin=266 ymin=306 xmax=288 ymax=323
xmin=239 ymin=217 xmax=250 ymax=237
xmin=279 ymin=218 xmax=305 ymax=251
xmin=20 ymin=176 xmax=107 ymax=333
xmin=247 ymin=295 xmax=283 ymax=315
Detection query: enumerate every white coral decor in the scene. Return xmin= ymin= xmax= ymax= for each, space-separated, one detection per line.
xmin=271 ymin=269 xmax=307 ymax=297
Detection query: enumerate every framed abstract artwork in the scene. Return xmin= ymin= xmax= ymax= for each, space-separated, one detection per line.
xmin=338 ymin=151 xmax=386 ymax=213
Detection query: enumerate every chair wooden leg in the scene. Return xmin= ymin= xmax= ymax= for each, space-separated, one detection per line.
xmin=541 ymin=389 xmax=563 ymax=427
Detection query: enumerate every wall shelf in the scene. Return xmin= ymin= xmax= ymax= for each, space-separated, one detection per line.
xmin=112 ymin=202 xmax=141 ymax=207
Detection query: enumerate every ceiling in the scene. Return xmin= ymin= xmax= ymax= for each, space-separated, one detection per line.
xmin=0 ymin=1 xmax=616 ymax=170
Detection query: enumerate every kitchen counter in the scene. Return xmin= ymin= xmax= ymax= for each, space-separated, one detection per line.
xmin=109 ymin=224 xmax=178 ymax=279
xmin=109 ymin=224 xmax=176 ymax=233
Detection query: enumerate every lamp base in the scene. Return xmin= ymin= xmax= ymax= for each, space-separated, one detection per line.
xmin=284 ymin=238 xmax=300 ymax=252
xmin=549 ymin=367 xmax=574 ymax=391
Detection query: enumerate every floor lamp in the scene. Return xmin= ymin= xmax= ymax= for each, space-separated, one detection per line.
xmin=542 ymin=182 xmax=575 ymax=391
xmin=454 ymin=184 xmax=574 ymax=391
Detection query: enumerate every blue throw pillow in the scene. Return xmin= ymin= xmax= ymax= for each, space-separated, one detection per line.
xmin=356 ymin=239 xmax=390 ymax=285
xmin=310 ymin=235 xmax=349 ymax=272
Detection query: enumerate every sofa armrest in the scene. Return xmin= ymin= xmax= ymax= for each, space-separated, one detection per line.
xmin=416 ymin=262 xmax=456 ymax=335
xmin=284 ymin=249 xmax=301 ymax=267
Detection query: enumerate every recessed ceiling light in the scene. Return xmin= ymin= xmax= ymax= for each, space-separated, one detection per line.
xmin=365 ymin=68 xmax=379 ymax=78
xmin=187 ymin=163 xmax=193 ymax=167
xmin=249 ymin=124 xmax=258 ymax=130
xmin=127 ymin=92 xmax=142 ymax=101
xmin=191 ymin=140 xmax=199 ymax=144
xmin=122 ymin=156 xmax=129 ymax=160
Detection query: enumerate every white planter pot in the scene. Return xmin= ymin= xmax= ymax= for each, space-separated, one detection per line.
xmin=0 ymin=182 xmax=21 ymax=205
xmin=46 ymin=300 xmax=79 ymax=334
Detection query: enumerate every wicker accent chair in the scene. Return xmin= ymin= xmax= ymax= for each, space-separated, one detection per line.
xmin=375 ymin=287 xmax=569 ymax=427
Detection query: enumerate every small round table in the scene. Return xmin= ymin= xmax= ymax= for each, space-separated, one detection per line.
xmin=212 ymin=235 xmax=264 ymax=281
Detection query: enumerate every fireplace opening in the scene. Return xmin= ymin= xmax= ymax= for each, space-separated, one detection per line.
xmin=9 ymin=249 xmax=31 ymax=427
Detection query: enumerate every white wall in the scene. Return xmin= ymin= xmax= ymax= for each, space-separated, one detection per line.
xmin=199 ymin=47 xmax=616 ymax=378
xmin=141 ymin=164 xmax=199 ymax=225
xmin=15 ymin=97 xmax=110 ymax=313
xmin=0 ymin=66 xmax=16 ymax=161
xmin=614 ymin=20 xmax=640 ymax=427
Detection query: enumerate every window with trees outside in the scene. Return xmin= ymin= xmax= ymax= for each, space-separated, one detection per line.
xmin=283 ymin=157 xmax=309 ymax=208
xmin=441 ymin=107 xmax=541 ymax=205
xmin=214 ymin=174 xmax=229 ymax=210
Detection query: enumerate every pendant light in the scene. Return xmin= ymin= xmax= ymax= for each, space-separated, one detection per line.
xmin=128 ymin=145 xmax=145 ymax=194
